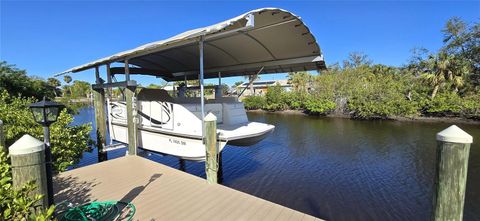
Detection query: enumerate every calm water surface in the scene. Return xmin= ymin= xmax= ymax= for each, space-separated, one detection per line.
xmin=72 ymin=107 xmax=480 ymax=221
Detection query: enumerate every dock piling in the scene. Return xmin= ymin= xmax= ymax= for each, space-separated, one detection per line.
xmin=204 ymin=113 xmax=218 ymax=184
xmin=433 ymin=125 xmax=473 ymax=221
xmin=8 ymin=134 xmax=49 ymax=208
xmin=125 ymin=86 xmax=137 ymax=155
xmin=125 ymin=60 xmax=138 ymax=156
xmin=93 ymin=66 xmax=107 ymax=162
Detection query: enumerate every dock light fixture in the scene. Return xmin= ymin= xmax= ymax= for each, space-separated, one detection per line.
xmin=29 ymin=97 xmax=64 ymax=207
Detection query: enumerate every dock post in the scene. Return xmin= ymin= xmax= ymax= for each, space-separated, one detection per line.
xmin=204 ymin=113 xmax=218 ymax=184
xmin=433 ymin=125 xmax=473 ymax=221
xmin=9 ymin=134 xmax=49 ymax=208
xmin=0 ymin=119 xmax=5 ymax=152
xmin=125 ymin=87 xmax=137 ymax=155
xmin=93 ymin=66 xmax=107 ymax=162
xmin=125 ymin=60 xmax=137 ymax=156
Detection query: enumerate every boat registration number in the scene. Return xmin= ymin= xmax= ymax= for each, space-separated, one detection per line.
xmin=169 ymin=138 xmax=186 ymax=146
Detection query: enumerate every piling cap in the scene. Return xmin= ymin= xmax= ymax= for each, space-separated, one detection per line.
xmin=204 ymin=112 xmax=217 ymax=122
xmin=8 ymin=134 xmax=45 ymax=155
xmin=436 ymin=125 xmax=473 ymax=144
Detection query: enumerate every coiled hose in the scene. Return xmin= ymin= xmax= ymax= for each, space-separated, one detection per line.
xmin=58 ymin=201 xmax=135 ymax=221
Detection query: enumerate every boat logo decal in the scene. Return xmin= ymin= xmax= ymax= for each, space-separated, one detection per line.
xmin=110 ymin=101 xmax=173 ymax=126
xmin=111 ymin=102 xmax=127 ymax=121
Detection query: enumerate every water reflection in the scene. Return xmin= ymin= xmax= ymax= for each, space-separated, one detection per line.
xmin=72 ymin=107 xmax=479 ymax=221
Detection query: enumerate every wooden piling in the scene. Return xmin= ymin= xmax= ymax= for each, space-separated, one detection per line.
xmin=433 ymin=125 xmax=473 ymax=221
xmin=125 ymin=87 xmax=137 ymax=155
xmin=9 ymin=134 xmax=49 ymax=208
xmin=204 ymin=113 xmax=218 ymax=184
xmin=94 ymin=67 xmax=107 ymax=162
xmin=125 ymin=61 xmax=137 ymax=156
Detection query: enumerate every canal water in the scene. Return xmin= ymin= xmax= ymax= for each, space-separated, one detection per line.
xmin=72 ymin=107 xmax=480 ymax=221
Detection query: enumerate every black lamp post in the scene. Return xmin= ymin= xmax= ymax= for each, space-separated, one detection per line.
xmin=29 ymin=97 xmax=64 ymax=206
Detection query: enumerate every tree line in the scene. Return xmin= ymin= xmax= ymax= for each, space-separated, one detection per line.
xmin=0 ymin=61 xmax=92 ymax=101
xmin=244 ymin=17 xmax=479 ymax=120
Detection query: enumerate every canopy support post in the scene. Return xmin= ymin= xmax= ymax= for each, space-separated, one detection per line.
xmin=215 ymin=72 xmax=223 ymax=98
xmin=125 ymin=60 xmax=130 ymax=81
xmin=125 ymin=60 xmax=137 ymax=156
xmin=199 ymin=36 xmax=205 ymax=140
xmin=93 ymin=66 xmax=107 ymax=162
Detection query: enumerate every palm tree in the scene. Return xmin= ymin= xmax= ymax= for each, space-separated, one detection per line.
xmin=288 ymin=71 xmax=312 ymax=93
xmin=422 ymin=53 xmax=467 ymax=99
xmin=63 ymin=75 xmax=72 ymax=96
xmin=63 ymin=75 xmax=72 ymax=84
xmin=47 ymin=77 xmax=61 ymax=97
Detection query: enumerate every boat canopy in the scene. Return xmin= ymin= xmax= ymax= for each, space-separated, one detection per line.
xmin=55 ymin=8 xmax=326 ymax=81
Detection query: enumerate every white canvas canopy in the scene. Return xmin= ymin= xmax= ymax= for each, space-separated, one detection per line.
xmin=55 ymin=8 xmax=326 ymax=81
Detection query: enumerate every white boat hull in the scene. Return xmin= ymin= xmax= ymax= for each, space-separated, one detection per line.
xmin=108 ymin=89 xmax=274 ymax=161
xmin=111 ymin=123 xmax=227 ymax=161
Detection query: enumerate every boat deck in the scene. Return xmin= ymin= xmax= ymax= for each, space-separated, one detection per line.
xmin=53 ymin=156 xmax=324 ymax=220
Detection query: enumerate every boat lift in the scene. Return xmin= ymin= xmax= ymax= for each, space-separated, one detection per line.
xmin=54 ymin=8 xmax=326 ymax=159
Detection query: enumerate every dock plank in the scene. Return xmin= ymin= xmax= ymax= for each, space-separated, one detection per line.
xmin=177 ymin=185 xmax=235 ymax=220
xmin=288 ymin=211 xmax=307 ymax=221
xmin=244 ymin=197 xmax=276 ymax=220
xmin=54 ymin=156 xmax=323 ymax=220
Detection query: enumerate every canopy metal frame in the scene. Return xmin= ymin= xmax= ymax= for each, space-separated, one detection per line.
xmin=199 ymin=36 xmax=205 ymax=139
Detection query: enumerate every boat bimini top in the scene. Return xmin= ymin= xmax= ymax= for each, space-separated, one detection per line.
xmin=55 ymin=8 xmax=326 ymax=79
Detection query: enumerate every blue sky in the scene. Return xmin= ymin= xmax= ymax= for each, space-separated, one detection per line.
xmin=1 ymin=1 xmax=479 ymax=86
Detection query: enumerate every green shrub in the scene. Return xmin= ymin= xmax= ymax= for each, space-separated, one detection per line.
xmin=424 ymin=92 xmax=464 ymax=116
xmin=304 ymin=95 xmax=336 ymax=115
xmin=243 ymin=96 xmax=265 ymax=110
xmin=0 ymin=90 xmax=93 ymax=172
xmin=462 ymin=94 xmax=480 ymax=119
xmin=264 ymin=84 xmax=287 ymax=111
xmin=0 ymin=151 xmax=55 ymax=220
xmin=283 ymin=91 xmax=308 ymax=110
xmin=346 ymin=72 xmax=419 ymax=119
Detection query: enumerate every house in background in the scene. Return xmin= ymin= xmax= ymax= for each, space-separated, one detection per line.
xmin=236 ymin=79 xmax=291 ymax=97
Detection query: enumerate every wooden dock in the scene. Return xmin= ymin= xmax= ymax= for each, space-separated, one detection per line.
xmin=53 ymin=156 xmax=323 ymax=220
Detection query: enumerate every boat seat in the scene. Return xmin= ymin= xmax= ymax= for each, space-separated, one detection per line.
xmin=137 ymin=88 xmax=174 ymax=102
xmin=223 ymin=102 xmax=248 ymax=125
xmin=182 ymin=103 xmax=223 ymax=124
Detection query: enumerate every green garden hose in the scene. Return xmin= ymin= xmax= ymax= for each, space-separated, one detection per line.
xmin=58 ymin=201 xmax=135 ymax=221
